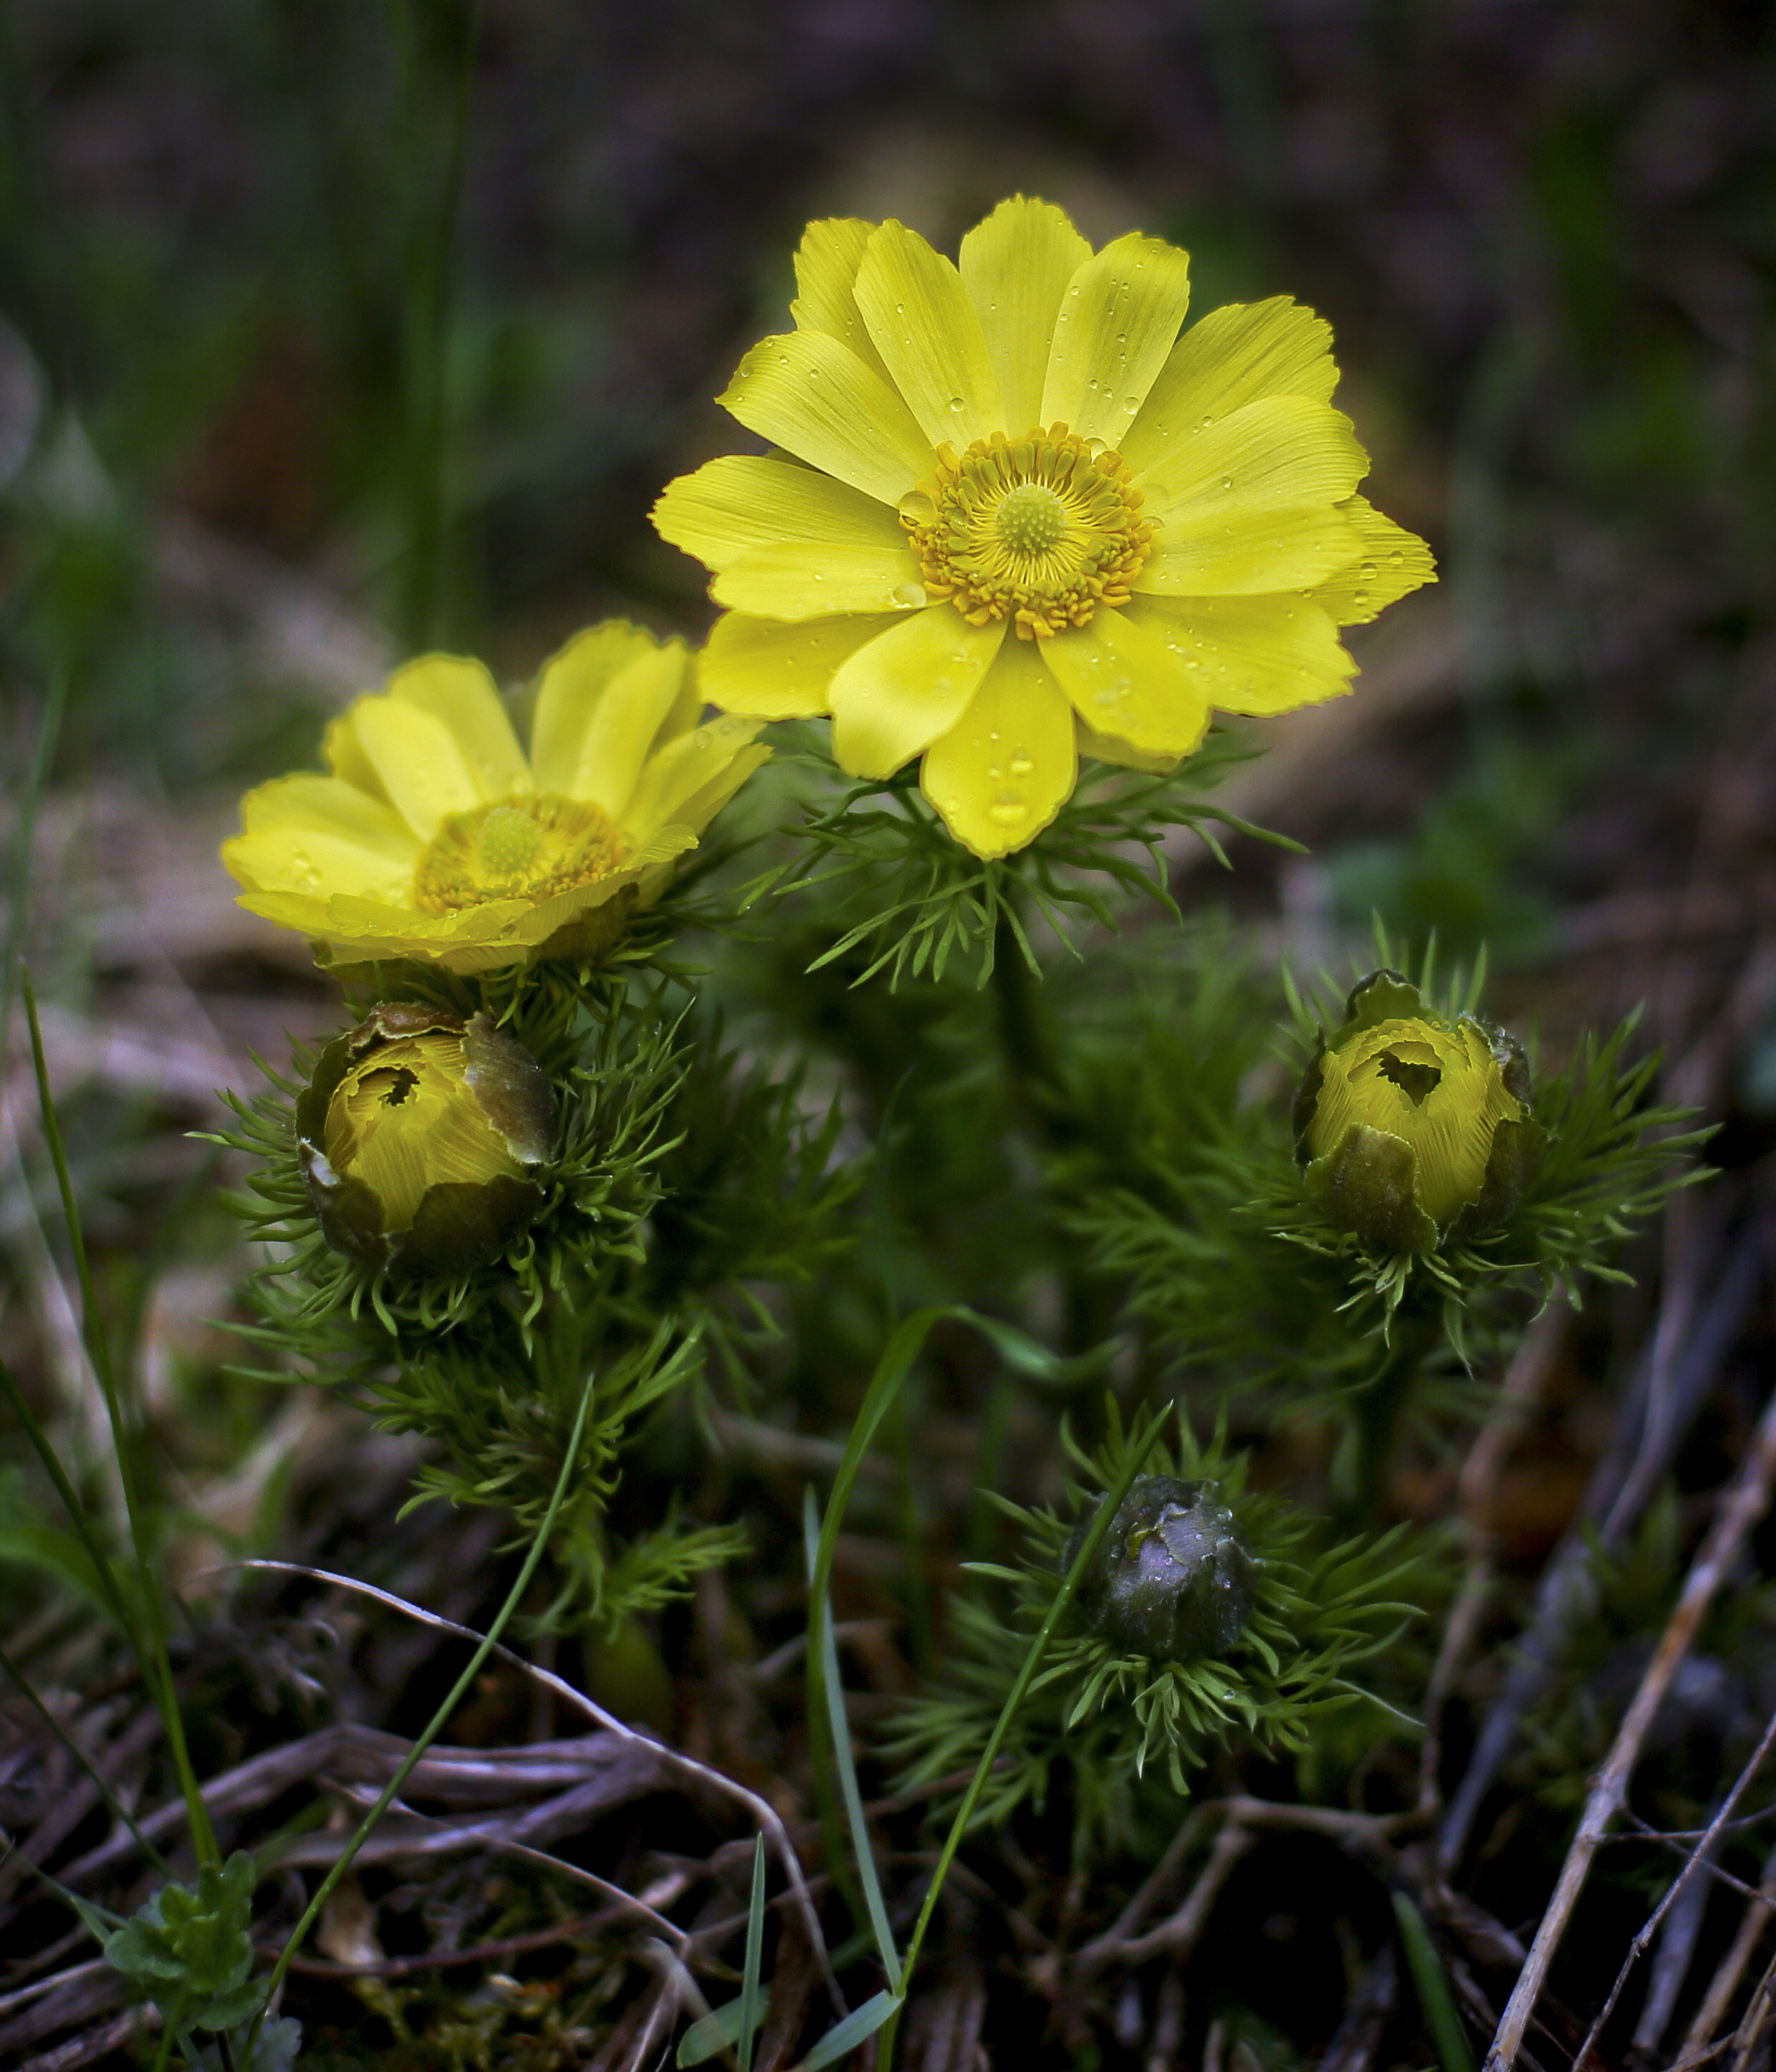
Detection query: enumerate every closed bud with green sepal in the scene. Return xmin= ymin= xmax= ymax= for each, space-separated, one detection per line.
xmin=1292 ymin=968 xmax=1546 ymax=1255
xmin=297 ymin=1002 xmax=557 ymax=1278
xmin=1065 ymin=1475 xmax=1258 ymax=1661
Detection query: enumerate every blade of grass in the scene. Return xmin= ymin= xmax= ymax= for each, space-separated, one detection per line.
xmin=0 ymin=662 xmax=66 ymax=1057
xmin=244 ymin=1361 xmax=600 ymax=2061
xmin=0 ymin=1350 xmax=145 ymax=1658
xmin=1393 ymin=1891 xmax=1477 ymax=2072
xmin=739 ymin=1833 xmax=767 ymax=2072
xmin=804 ymin=1491 xmax=901 ymax=1992
xmin=875 ymin=1401 xmax=1169 ymax=2068
xmin=0 ymin=1636 xmax=173 ymax=1875
xmin=20 ymin=975 xmax=216 ymax=1864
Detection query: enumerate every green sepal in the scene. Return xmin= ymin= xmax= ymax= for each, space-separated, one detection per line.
xmin=1303 ymin=1122 xmax=1440 ymax=1255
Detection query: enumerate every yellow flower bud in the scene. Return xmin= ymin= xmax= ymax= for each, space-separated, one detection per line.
xmin=1293 ymin=970 xmax=1545 ymax=1254
xmin=297 ymin=1004 xmax=557 ymax=1277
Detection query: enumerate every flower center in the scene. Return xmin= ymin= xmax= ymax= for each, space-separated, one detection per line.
xmin=413 ymin=793 xmax=627 ymax=913
xmin=899 ymin=423 xmax=1155 ymax=641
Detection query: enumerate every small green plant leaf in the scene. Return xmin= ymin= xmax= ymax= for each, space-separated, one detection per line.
xmin=799 ymin=1990 xmax=899 ymax=2071
xmin=104 ymin=1851 xmax=261 ymax=2030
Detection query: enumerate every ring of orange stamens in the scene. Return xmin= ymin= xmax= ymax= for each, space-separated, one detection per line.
xmin=898 ymin=423 xmax=1156 ymax=641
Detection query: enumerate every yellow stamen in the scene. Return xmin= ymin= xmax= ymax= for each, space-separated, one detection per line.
xmin=413 ymin=793 xmax=627 ymax=914
xmin=898 ymin=422 xmax=1156 ymax=641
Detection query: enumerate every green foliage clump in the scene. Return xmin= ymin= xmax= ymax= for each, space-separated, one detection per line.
xmin=102 ymin=1852 xmax=264 ymax=2038
xmin=887 ymin=1404 xmax=1443 ymax=1839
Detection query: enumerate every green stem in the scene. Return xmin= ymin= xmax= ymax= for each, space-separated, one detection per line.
xmin=22 ymin=978 xmax=218 ymax=1866
xmin=1349 ymin=1330 xmax=1427 ymax=1527
xmin=1 ymin=664 xmax=67 ymax=1057
xmin=245 ymin=1363 xmax=598 ymax=2054
xmin=876 ymin=1404 xmax=1169 ymax=2067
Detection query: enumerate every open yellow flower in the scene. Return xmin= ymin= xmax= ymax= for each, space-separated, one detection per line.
xmin=224 ymin=623 xmax=768 ymax=973
xmin=652 ymin=196 xmax=1434 ymax=858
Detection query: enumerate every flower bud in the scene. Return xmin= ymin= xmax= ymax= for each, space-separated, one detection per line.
xmin=1292 ymin=969 xmax=1546 ymax=1255
xmin=1066 ymin=1476 xmax=1257 ymax=1661
xmin=297 ymin=1003 xmax=557 ymax=1277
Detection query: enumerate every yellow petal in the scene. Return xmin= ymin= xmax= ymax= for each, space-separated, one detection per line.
xmin=1140 ymin=502 xmax=1365 ymax=595
xmin=388 ymin=653 xmax=532 ymax=797
xmin=352 ymin=694 xmax=489 ymax=840
xmin=1040 ymin=232 xmax=1192 ymax=445
xmin=959 ymin=196 xmax=1091 ymax=435
xmin=1073 ymin=715 xmax=1184 ymax=774
xmin=711 ymin=543 xmax=926 ymax=618
xmin=557 ymin=641 xmax=690 ymax=817
xmin=853 ymin=219 xmax=1004 ymax=448
xmin=827 ymin=608 xmax=1006 ymax=779
xmin=1125 ymin=594 xmax=1355 ymax=716
xmin=1120 ymin=297 xmax=1338 ymax=477
xmin=1301 ymin=496 xmax=1437 ymax=625
xmin=322 ymin=709 xmax=393 ymax=805
xmin=651 ymin=454 xmax=906 ymax=573
xmin=1040 ymin=610 xmax=1212 ymax=758
xmin=919 ymin=637 xmax=1077 ymax=858
xmin=792 ymin=217 xmax=896 ymax=389
xmin=621 ymin=717 xmax=770 ymax=841
xmin=1135 ymin=394 xmax=1367 ymax=528
xmin=719 ymin=330 xmax=933 ymax=506
xmin=530 ymin=622 xmax=670 ymax=795
xmin=224 ymin=773 xmax=419 ymax=901
xmin=701 ymin=610 xmax=904 ymax=719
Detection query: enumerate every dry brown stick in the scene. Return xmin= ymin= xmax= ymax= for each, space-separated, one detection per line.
xmin=1075 ymin=1818 xmax=1254 ymax=1972
xmin=1673 ymin=1839 xmax=1776 ymax=2071
xmin=226 ymin=1558 xmax=843 ymax=2013
xmin=1575 ymin=1700 xmax=1776 ymax=2067
xmin=1484 ymin=1379 xmax=1776 ymax=2072
xmin=1420 ymin=1306 xmax=1569 ymax=1816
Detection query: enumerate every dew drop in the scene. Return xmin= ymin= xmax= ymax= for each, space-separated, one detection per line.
xmin=1200 ymin=413 xmax=1214 ymax=429
xmin=989 ymin=791 xmax=1028 ymax=825
xmin=988 ymin=762 xmax=1003 ymax=779
xmin=892 ymin=582 xmax=926 ymax=608
xmin=948 ymin=395 xmax=964 ymax=413
xmin=1123 ymin=394 xmax=1141 ymax=413
xmin=1360 ymin=560 xmax=1377 ymax=580
xmin=1220 ymin=476 xmax=1233 ymax=491
xmin=1009 ymin=752 xmax=1035 ymax=776
xmin=1387 ymin=548 xmax=1404 ymax=566
xmin=897 ymin=489 xmax=936 ymax=525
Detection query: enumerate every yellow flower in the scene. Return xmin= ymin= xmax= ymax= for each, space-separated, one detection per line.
xmin=651 ymin=197 xmax=1434 ymax=859
xmin=1294 ymin=972 xmax=1545 ymax=1255
xmin=224 ymin=623 xmax=769 ymax=973
xmin=298 ymin=1003 xmax=557 ymax=1277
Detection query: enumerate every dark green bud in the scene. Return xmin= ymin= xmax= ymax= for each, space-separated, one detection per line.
xmin=297 ymin=1002 xmax=557 ymax=1278
xmin=1066 ymin=1476 xmax=1257 ymax=1661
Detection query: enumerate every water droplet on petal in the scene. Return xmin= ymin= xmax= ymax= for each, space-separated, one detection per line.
xmin=949 ymin=395 xmax=964 ymax=413
xmin=892 ymin=582 xmax=926 ymax=608
xmin=1009 ymin=752 xmax=1035 ymax=776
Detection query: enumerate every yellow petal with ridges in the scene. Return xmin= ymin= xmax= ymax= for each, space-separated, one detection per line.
xmin=322 ymin=709 xmax=392 ymax=805
xmin=620 ymin=716 xmax=769 ymax=843
xmin=959 ymin=196 xmax=1092 ymax=435
xmin=1135 ymin=394 xmax=1367 ymax=529
xmin=701 ymin=610 xmax=904 ymax=719
xmin=711 ymin=543 xmax=926 ymax=618
xmin=1126 ymin=593 xmax=1354 ymax=715
xmin=720 ymin=330 xmax=933 ymax=506
xmin=1040 ymin=232 xmax=1192 ymax=445
xmin=854 ymin=220 xmax=1004 ymax=448
xmin=352 ymin=695 xmax=489 ymax=840
xmin=920 ymin=637 xmax=1076 ymax=858
xmin=224 ymin=773 xmax=419 ymax=901
xmin=1140 ymin=501 xmax=1365 ymax=595
xmin=558 ymin=640 xmax=689 ymax=817
xmin=651 ymin=454 xmax=906 ymax=574
xmin=828 ymin=608 xmax=1006 ymax=779
xmin=1073 ymin=715 xmax=1184 ymax=774
xmin=388 ymin=654 xmax=532 ymax=797
xmin=792 ymin=218 xmax=896 ymax=388
xmin=1302 ymin=495 xmax=1437 ymax=625
xmin=1040 ymin=610 xmax=1212 ymax=759
xmin=1120 ymin=297 xmax=1338 ymax=476
xmin=530 ymin=622 xmax=668 ymax=795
